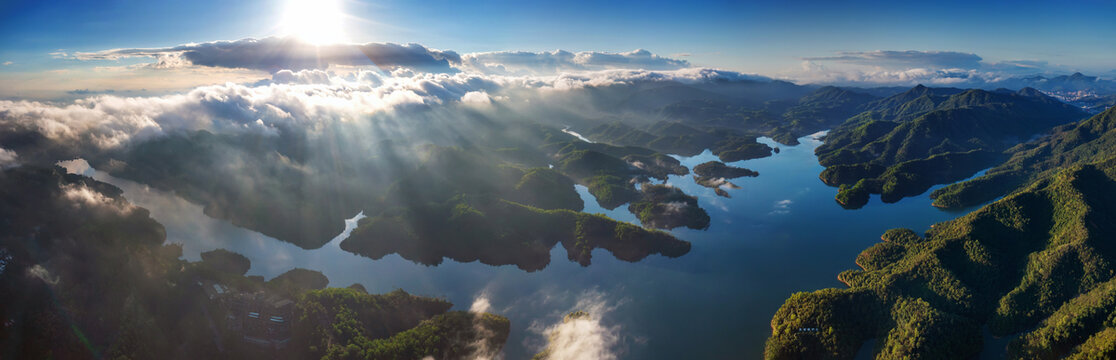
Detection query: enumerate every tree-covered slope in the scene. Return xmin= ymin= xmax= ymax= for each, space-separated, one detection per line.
xmin=816 ymin=87 xmax=1087 ymax=208
xmin=585 ymin=120 xmax=776 ymax=162
xmin=767 ymin=160 xmax=1116 ymax=359
xmin=932 ymin=106 xmax=1116 ymax=209
xmin=294 ymin=288 xmax=509 ymax=360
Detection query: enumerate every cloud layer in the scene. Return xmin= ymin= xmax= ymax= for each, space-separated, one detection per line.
xmin=804 ymin=50 xmax=984 ymax=70
xmin=794 ymin=49 xmax=1114 ymax=90
xmin=67 ymin=37 xmax=693 ymax=77
xmin=460 ymin=49 xmax=690 ymax=75
xmin=0 ymin=65 xmax=768 ymax=157
xmin=72 ymin=37 xmax=462 ymax=73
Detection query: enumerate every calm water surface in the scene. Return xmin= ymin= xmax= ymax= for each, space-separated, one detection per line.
xmin=65 ymin=133 xmax=985 ymax=359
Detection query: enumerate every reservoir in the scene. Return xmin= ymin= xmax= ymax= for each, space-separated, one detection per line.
xmin=62 ymin=132 xmax=985 ymax=359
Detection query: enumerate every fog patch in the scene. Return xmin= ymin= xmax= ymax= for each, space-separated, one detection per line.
xmin=0 ymin=148 xmax=18 ymax=168
xmin=62 ymin=183 xmax=135 ymax=214
xmin=770 ymin=199 xmax=793 ymax=215
xmin=470 ymin=291 xmax=494 ymax=314
xmin=660 ymin=201 xmax=690 ymax=215
xmin=531 ymin=290 xmax=622 ymax=360
xmin=27 ymin=264 xmax=58 ymax=285
xmin=467 ymin=290 xmax=504 ymax=360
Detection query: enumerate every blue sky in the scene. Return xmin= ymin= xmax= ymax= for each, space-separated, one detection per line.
xmin=1 ymin=0 xmax=1114 ymax=97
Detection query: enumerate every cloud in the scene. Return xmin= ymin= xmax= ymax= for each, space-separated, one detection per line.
xmin=467 ymin=292 xmax=501 ymax=360
xmin=792 ymin=60 xmax=1016 ymax=87
xmin=72 ymin=38 xmax=693 ymax=78
xmin=660 ymin=201 xmax=690 ymax=215
xmin=0 ymin=148 xmax=18 ymax=168
xmin=532 ymin=290 xmax=621 ymax=360
xmin=61 ymin=183 xmax=136 ymax=214
xmin=67 ymin=89 xmax=117 ymax=96
xmin=460 ymin=90 xmax=494 ymax=105
xmin=470 ymin=292 xmax=493 ymax=314
xmin=787 ymin=49 xmax=1109 ymax=90
xmin=2 ymin=61 xmax=12 ymax=66
xmin=267 ymin=69 xmax=334 ymax=85
xmin=27 ymin=264 xmax=58 ymax=285
xmin=770 ymin=199 xmax=792 ymax=215
xmin=461 ymin=49 xmax=690 ymax=75
xmin=0 ymin=71 xmax=515 ymax=150
xmin=983 ymin=59 xmax=1051 ymax=74
xmin=0 ymin=66 xmax=778 ymax=162
xmin=804 ymin=50 xmax=984 ymax=70
xmin=72 ymin=37 xmax=461 ymax=73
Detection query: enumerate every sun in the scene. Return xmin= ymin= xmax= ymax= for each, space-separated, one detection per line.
xmin=281 ymin=0 xmax=347 ymax=45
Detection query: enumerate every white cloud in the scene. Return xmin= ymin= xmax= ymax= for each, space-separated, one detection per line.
xmin=71 ymin=37 xmax=462 ymax=73
xmin=0 ymin=66 xmax=781 ymax=160
xmin=0 ymin=71 xmax=514 ymax=149
xmin=660 ymin=201 xmax=690 ymax=215
xmin=461 ymin=90 xmax=493 ymax=105
xmin=27 ymin=264 xmax=58 ymax=285
xmin=461 ymin=49 xmax=690 ymax=75
xmin=0 ymin=148 xmax=18 ymax=169
xmin=787 ymin=50 xmax=1109 ymax=90
xmin=804 ymin=50 xmax=984 ymax=70
xmin=2 ymin=61 xmax=12 ymax=66
xmin=532 ymin=290 xmax=621 ymax=360
xmin=61 ymin=183 xmax=136 ymax=214
xmin=770 ymin=199 xmax=792 ymax=215
xmin=470 ymin=292 xmax=493 ymax=314
xmin=789 ymin=60 xmax=1022 ymax=87
xmin=68 ymin=37 xmax=695 ymax=78
xmin=268 ymin=69 xmax=333 ymax=85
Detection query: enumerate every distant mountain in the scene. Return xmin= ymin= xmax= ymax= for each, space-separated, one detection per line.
xmin=1015 ymin=72 xmax=1116 ymax=94
xmin=849 ymin=84 xmax=966 ymax=122
xmin=994 ymin=72 xmax=1116 ymax=113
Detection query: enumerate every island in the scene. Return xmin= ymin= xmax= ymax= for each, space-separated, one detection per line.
xmin=692 ymin=161 xmax=759 ymax=197
xmin=628 ymin=184 xmax=711 ymax=230
xmin=340 ymin=193 xmax=691 ymax=271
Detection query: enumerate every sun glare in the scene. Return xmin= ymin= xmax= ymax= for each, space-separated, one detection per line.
xmin=282 ymin=0 xmax=347 ymax=45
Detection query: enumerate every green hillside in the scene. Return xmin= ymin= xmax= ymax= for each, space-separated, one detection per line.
xmin=816 ymin=87 xmax=1086 ymax=207
xmin=766 ymin=158 xmax=1116 ymax=359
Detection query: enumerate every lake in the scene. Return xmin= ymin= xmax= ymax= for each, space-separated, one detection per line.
xmin=61 ymin=132 xmax=986 ymax=359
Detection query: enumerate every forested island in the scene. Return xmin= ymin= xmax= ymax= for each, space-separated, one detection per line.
xmin=692 ymin=161 xmax=759 ymax=197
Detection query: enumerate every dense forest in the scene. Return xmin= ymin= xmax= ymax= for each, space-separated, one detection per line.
xmin=766 ymin=107 xmax=1116 ymax=359
xmin=815 ymin=86 xmax=1087 ymax=208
